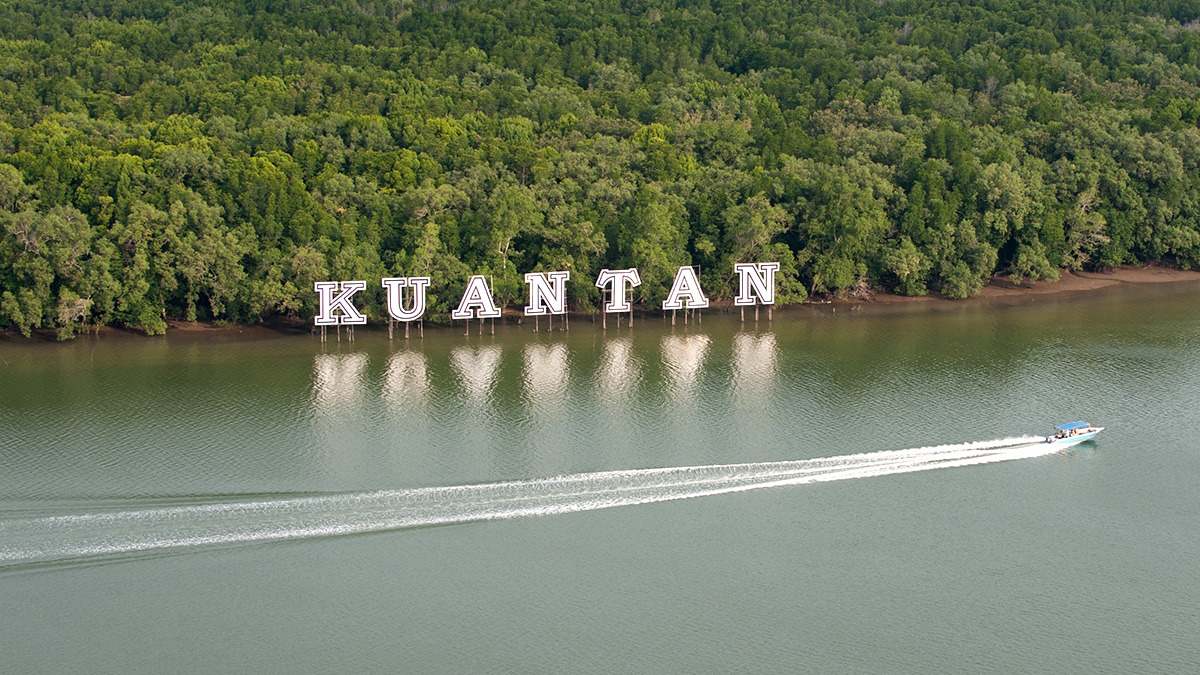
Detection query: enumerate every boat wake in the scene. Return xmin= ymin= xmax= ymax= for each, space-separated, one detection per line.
xmin=1 ymin=436 xmax=1052 ymax=569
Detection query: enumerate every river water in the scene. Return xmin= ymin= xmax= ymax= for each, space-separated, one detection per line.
xmin=2 ymin=282 xmax=1199 ymax=672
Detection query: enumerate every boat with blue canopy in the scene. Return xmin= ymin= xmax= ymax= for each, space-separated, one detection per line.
xmin=1047 ymin=421 xmax=1103 ymax=447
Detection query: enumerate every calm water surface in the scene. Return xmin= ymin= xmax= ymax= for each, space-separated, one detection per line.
xmin=2 ymin=282 xmax=1199 ymax=672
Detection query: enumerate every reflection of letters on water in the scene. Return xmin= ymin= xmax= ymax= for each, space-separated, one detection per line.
xmin=383 ymin=351 xmax=428 ymax=409
xmin=598 ymin=339 xmax=639 ymax=401
xmin=662 ymin=335 xmax=711 ymax=394
xmin=733 ymin=333 xmax=777 ymax=401
xmin=312 ymin=334 xmax=785 ymax=407
xmin=523 ymin=343 xmax=569 ymax=401
xmin=450 ymin=345 xmax=502 ymax=403
xmin=312 ymin=353 xmax=368 ymax=409
xmin=314 ymin=263 xmax=779 ymax=325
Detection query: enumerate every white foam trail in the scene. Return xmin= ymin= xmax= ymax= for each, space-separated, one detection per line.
xmin=0 ymin=437 xmax=1054 ymax=568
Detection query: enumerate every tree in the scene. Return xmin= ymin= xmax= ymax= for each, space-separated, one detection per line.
xmin=781 ymin=156 xmax=894 ymax=295
xmin=717 ymin=193 xmax=789 ymax=296
xmin=883 ymin=236 xmax=931 ymax=296
xmin=3 ymin=0 xmax=1200 ymax=335
xmin=617 ymin=184 xmax=690 ymax=306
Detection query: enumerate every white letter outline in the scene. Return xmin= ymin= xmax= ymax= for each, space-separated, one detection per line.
xmin=314 ymin=280 xmax=368 ymax=325
xmin=524 ymin=271 xmax=570 ymax=316
xmin=451 ymin=275 xmax=502 ymax=320
xmin=662 ymin=266 xmax=709 ymax=310
xmin=382 ymin=277 xmax=431 ymax=322
xmin=734 ymin=262 xmax=780 ymax=306
xmin=595 ymin=268 xmax=642 ymax=313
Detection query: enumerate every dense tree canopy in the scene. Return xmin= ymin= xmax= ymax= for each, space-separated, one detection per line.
xmin=3 ymin=0 xmax=1200 ymax=336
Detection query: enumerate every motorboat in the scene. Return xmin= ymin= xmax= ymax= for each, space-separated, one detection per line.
xmin=1047 ymin=421 xmax=1103 ymax=447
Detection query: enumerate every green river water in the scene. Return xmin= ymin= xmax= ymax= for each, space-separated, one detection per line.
xmin=2 ymin=281 xmax=1199 ymax=673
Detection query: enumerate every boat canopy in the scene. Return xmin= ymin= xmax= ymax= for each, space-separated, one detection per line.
xmin=1057 ymin=421 xmax=1090 ymax=430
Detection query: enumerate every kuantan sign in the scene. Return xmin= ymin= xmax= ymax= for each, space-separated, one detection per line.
xmin=314 ymin=263 xmax=780 ymax=326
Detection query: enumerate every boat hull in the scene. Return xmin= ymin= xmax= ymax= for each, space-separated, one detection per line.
xmin=1047 ymin=427 xmax=1103 ymax=448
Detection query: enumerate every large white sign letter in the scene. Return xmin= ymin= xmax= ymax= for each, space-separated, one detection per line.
xmin=595 ymin=268 xmax=642 ymax=313
xmin=734 ymin=262 xmax=780 ymax=306
xmin=382 ymin=277 xmax=431 ymax=322
xmin=662 ymin=266 xmax=709 ymax=310
xmin=451 ymin=275 xmax=502 ymax=320
xmin=524 ymin=271 xmax=570 ymax=316
xmin=314 ymin=280 xmax=368 ymax=325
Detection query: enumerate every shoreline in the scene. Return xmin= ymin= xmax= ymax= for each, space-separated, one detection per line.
xmin=820 ymin=264 xmax=1200 ymax=314
xmin=4 ymin=265 xmax=1199 ymax=342
xmin=866 ymin=265 xmax=1200 ymax=305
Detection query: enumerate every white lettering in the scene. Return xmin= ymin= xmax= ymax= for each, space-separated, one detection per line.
xmin=451 ymin=275 xmax=502 ymax=320
xmin=595 ymin=268 xmax=642 ymax=313
xmin=524 ymin=271 xmax=570 ymax=316
xmin=314 ymin=281 xmax=368 ymax=325
xmin=662 ymin=266 xmax=709 ymax=310
xmin=734 ymin=263 xmax=780 ymax=306
xmin=382 ymin=277 xmax=431 ymax=322
xmin=315 ymin=263 xmax=784 ymax=322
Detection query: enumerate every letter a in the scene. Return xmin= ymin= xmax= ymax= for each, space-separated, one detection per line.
xmin=524 ymin=271 xmax=570 ymax=316
xmin=451 ymin=275 xmax=502 ymax=320
xmin=595 ymin=268 xmax=642 ymax=313
xmin=382 ymin=277 xmax=431 ymax=322
xmin=314 ymin=280 xmax=368 ymax=325
xmin=734 ymin=263 xmax=780 ymax=306
xmin=662 ymin=266 xmax=709 ymax=310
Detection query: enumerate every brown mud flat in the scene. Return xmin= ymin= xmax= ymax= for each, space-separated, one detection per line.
xmin=983 ymin=265 xmax=1200 ymax=297
xmin=833 ymin=265 xmax=1200 ymax=310
xmin=165 ymin=316 xmax=310 ymax=335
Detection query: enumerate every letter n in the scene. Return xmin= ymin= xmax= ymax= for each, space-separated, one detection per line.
xmin=734 ymin=263 xmax=780 ymax=306
xmin=524 ymin=271 xmax=570 ymax=316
